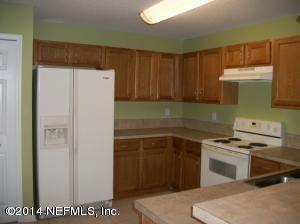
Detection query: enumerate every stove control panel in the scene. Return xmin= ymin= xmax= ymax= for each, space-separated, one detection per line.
xmin=233 ymin=117 xmax=283 ymax=138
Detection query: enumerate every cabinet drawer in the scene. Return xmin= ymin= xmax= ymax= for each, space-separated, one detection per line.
xmin=251 ymin=156 xmax=280 ymax=176
xmin=114 ymin=139 xmax=140 ymax=152
xmin=143 ymin=138 xmax=168 ymax=149
xmin=185 ymin=140 xmax=201 ymax=156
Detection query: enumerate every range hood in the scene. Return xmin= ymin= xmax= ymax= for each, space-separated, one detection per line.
xmin=219 ymin=66 xmax=273 ymax=82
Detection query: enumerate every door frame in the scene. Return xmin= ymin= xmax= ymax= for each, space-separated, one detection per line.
xmin=0 ymin=33 xmax=23 ymax=219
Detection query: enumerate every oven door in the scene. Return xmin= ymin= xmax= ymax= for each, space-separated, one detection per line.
xmin=201 ymin=144 xmax=249 ymax=187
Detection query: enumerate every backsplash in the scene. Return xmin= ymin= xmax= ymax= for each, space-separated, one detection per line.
xmin=114 ymin=118 xmax=300 ymax=149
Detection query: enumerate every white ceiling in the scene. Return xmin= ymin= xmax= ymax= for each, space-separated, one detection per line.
xmin=3 ymin=0 xmax=300 ymax=39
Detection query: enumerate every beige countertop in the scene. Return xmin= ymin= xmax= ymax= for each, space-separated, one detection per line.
xmin=134 ymin=181 xmax=256 ymax=224
xmin=251 ymin=146 xmax=300 ymax=167
xmin=193 ymin=179 xmax=300 ymax=224
xmin=114 ymin=127 xmax=224 ymax=143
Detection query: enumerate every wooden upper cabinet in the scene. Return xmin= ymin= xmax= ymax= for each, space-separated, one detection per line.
xmin=134 ymin=51 xmax=158 ymax=100
xmin=245 ymin=40 xmax=271 ymax=66
xmin=68 ymin=43 xmax=103 ymax=68
xmin=199 ymin=48 xmax=222 ymax=103
xmin=272 ymin=36 xmax=300 ymax=109
xmin=224 ymin=40 xmax=271 ymax=68
xmin=157 ymin=53 xmax=177 ymax=100
xmin=223 ymin=44 xmax=244 ymax=68
xmin=182 ymin=52 xmax=199 ymax=101
xmin=35 ymin=40 xmax=68 ymax=65
xmin=105 ymin=47 xmax=135 ymax=100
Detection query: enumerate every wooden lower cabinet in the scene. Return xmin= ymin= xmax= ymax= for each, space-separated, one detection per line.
xmin=114 ymin=139 xmax=140 ymax=198
xmin=251 ymin=156 xmax=297 ymax=177
xmin=142 ymin=147 xmax=167 ymax=189
xmin=114 ymin=137 xmax=169 ymax=198
xmin=171 ymin=138 xmax=201 ymax=190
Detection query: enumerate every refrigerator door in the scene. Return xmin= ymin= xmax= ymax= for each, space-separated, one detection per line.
xmin=74 ymin=69 xmax=114 ymax=205
xmin=36 ymin=67 xmax=73 ymax=209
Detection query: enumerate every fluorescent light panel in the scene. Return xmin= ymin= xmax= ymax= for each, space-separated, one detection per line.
xmin=140 ymin=0 xmax=215 ymax=24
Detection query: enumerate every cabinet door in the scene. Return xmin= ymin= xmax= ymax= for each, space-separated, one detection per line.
xmin=68 ymin=43 xmax=102 ymax=68
xmin=250 ymin=156 xmax=280 ymax=177
xmin=272 ymin=36 xmax=300 ymax=108
xmin=182 ymin=52 xmax=199 ymax=101
xmin=36 ymin=40 xmax=68 ymax=65
xmin=183 ymin=140 xmax=201 ymax=190
xmin=183 ymin=152 xmax=200 ymax=190
xmin=157 ymin=53 xmax=177 ymax=100
xmin=245 ymin=40 xmax=271 ymax=66
xmin=114 ymin=140 xmax=140 ymax=197
xmin=142 ymin=138 xmax=168 ymax=189
xmin=105 ymin=47 xmax=135 ymax=100
xmin=171 ymin=138 xmax=184 ymax=190
xmin=199 ymin=48 xmax=222 ymax=103
xmin=134 ymin=51 xmax=158 ymax=100
xmin=223 ymin=44 xmax=244 ymax=68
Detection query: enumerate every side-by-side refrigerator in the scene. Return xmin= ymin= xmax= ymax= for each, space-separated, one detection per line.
xmin=33 ymin=66 xmax=114 ymax=213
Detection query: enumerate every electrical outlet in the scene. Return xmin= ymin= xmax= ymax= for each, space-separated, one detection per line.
xmin=212 ymin=112 xmax=217 ymax=121
xmin=164 ymin=107 xmax=171 ymax=117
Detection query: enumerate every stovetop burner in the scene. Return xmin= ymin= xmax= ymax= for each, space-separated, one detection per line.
xmin=238 ymin=145 xmax=253 ymax=149
xmin=214 ymin=139 xmax=231 ymax=144
xmin=249 ymin=142 xmax=268 ymax=147
xmin=228 ymin=138 xmax=242 ymax=141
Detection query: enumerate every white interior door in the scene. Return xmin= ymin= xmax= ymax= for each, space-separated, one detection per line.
xmin=75 ymin=69 xmax=114 ymax=205
xmin=0 ymin=38 xmax=20 ymax=223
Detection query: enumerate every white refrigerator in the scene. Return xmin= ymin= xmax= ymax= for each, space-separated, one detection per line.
xmin=33 ymin=66 xmax=114 ymax=211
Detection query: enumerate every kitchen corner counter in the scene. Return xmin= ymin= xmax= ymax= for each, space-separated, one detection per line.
xmin=134 ymin=182 xmax=256 ymax=224
xmin=193 ymin=179 xmax=300 ymax=224
xmin=114 ymin=127 xmax=224 ymax=143
xmin=251 ymin=147 xmax=300 ymax=167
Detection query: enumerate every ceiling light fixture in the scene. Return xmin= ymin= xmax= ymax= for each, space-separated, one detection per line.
xmin=140 ymin=0 xmax=215 ymax=25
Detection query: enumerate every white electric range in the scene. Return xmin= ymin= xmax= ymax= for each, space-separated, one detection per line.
xmin=200 ymin=117 xmax=283 ymax=187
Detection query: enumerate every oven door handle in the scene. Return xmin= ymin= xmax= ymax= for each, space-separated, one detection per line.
xmin=202 ymin=144 xmax=249 ymax=159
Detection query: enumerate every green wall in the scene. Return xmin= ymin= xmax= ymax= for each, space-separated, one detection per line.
xmin=183 ymin=15 xmax=300 ymax=135
xmin=34 ymin=21 xmax=184 ymax=53
xmin=0 ymin=3 xmax=34 ymax=206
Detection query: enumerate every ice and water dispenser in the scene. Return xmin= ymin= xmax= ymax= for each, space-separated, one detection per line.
xmin=40 ymin=116 xmax=70 ymax=149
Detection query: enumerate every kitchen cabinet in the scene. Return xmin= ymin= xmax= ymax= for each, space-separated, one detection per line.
xmin=157 ymin=53 xmax=180 ymax=100
xmin=198 ymin=48 xmax=222 ymax=103
xmin=183 ymin=140 xmax=201 ymax=189
xmin=272 ymin=36 xmax=300 ymax=109
xmin=250 ymin=156 xmax=298 ymax=177
xmin=68 ymin=43 xmax=103 ymax=68
xmin=223 ymin=44 xmax=245 ymax=68
xmin=142 ymin=138 xmax=168 ymax=189
xmin=182 ymin=52 xmax=199 ymax=101
xmin=134 ymin=51 xmax=158 ymax=100
xmin=104 ymin=47 xmax=136 ymax=100
xmin=223 ymin=40 xmax=271 ymax=68
xmin=114 ymin=139 xmax=141 ymax=198
xmin=114 ymin=137 xmax=170 ymax=198
xmin=171 ymin=138 xmax=201 ymax=190
xmin=171 ymin=137 xmax=184 ymax=190
xmin=34 ymin=40 xmax=68 ymax=65
xmin=33 ymin=40 xmax=103 ymax=68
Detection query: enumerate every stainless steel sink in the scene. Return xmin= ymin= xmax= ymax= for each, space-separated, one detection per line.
xmin=246 ymin=168 xmax=300 ymax=188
